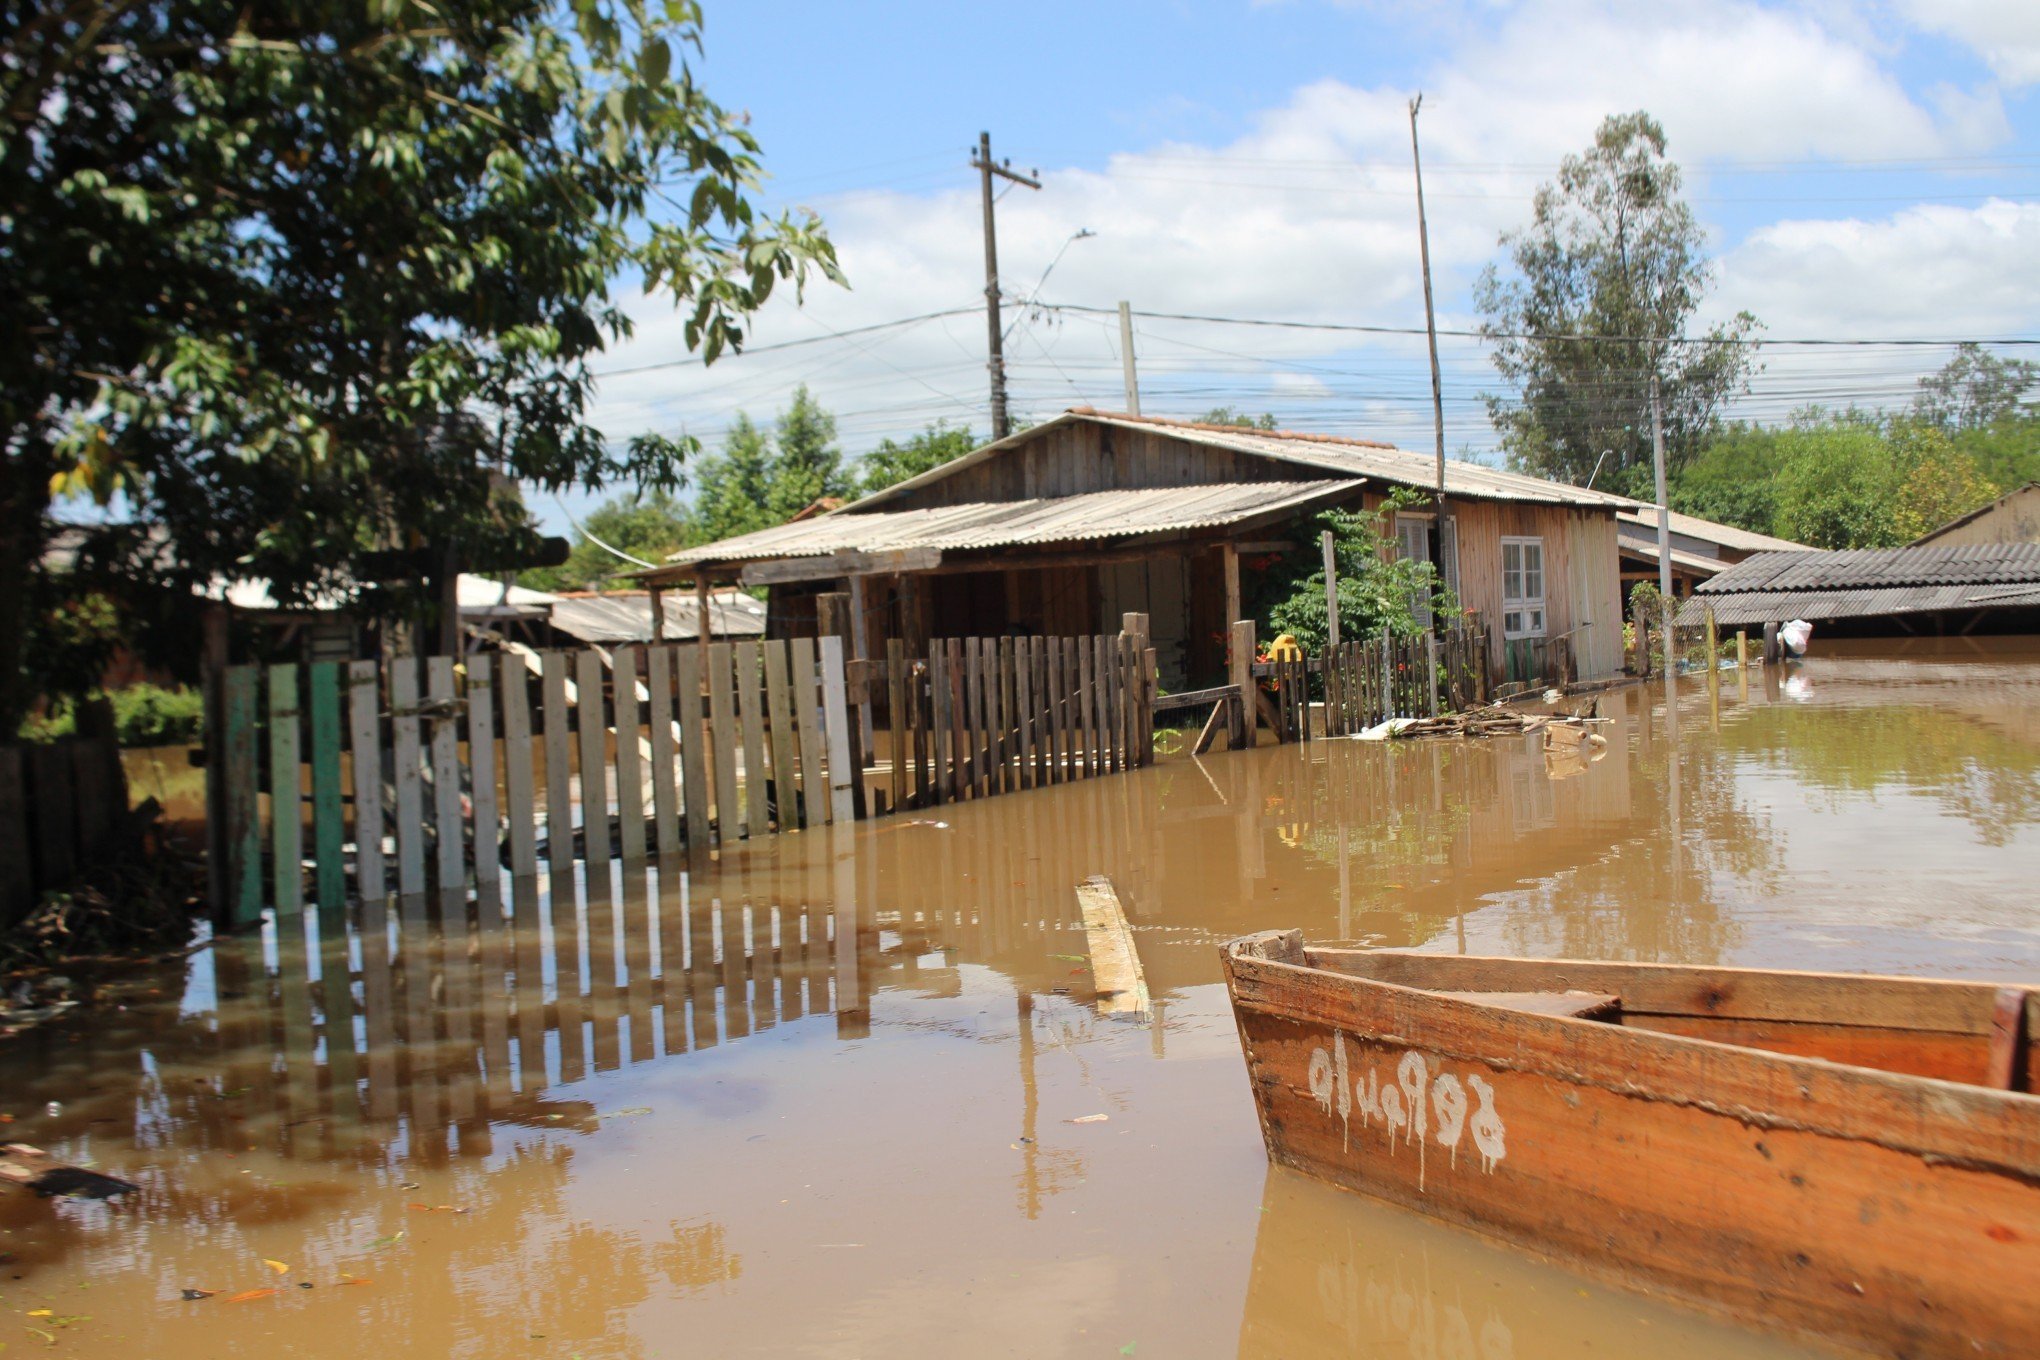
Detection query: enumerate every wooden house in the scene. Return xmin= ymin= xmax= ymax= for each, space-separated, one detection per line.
xmin=1909 ymin=482 xmax=2040 ymax=549
xmin=636 ymin=409 xmax=1634 ymax=683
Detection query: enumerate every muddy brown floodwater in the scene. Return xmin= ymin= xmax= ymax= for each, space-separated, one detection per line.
xmin=4 ymin=640 xmax=2038 ymax=1358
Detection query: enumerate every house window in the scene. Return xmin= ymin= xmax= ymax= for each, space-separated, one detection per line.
xmin=1394 ymin=513 xmax=1460 ymax=625
xmin=1501 ymin=536 xmax=1545 ymax=640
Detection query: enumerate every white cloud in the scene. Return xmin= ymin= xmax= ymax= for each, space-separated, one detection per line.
xmin=1898 ymin=0 xmax=2040 ymax=87
xmin=574 ymin=0 xmax=2025 ymax=501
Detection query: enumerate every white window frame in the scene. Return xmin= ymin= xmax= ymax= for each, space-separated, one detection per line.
xmin=1500 ymin=536 xmax=1546 ymax=641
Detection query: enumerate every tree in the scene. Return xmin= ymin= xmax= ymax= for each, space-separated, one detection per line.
xmin=3 ymin=1 xmax=840 ymax=727
xmin=1476 ymin=113 xmax=1759 ymax=494
xmin=522 ymin=491 xmax=693 ymax=593
xmin=859 ymin=421 xmax=977 ymax=496
xmin=1887 ymin=422 xmax=1998 ymax=542
xmin=762 ymin=385 xmax=850 ymax=521
xmin=1913 ymin=343 xmax=2038 ymax=432
xmin=1771 ymin=423 xmax=1904 ymax=549
xmin=1267 ymin=492 xmax=1455 ymax=654
xmin=689 ymin=414 xmax=779 ymax=545
xmin=1199 ymin=407 xmax=1280 ymax=430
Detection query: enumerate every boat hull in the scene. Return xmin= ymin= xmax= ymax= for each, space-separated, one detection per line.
xmin=1223 ymin=935 xmax=2040 ymax=1359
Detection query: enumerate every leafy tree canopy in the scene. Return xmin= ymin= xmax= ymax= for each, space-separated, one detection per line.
xmin=521 ymin=490 xmax=694 ymax=592
xmin=1267 ymin=492 xmax=1457 ymax=654
xmin=4 ymin=0 xmax=840 ymax=725
xmin=859 ymin=421 xmax=978 ymax=496
xmin=690 ymin=385 xmax=854 ymax=543
xmin=1912 ymin=342 xmax=2038 ymax=432
xmin=1476 ymin=112 xmax=1759 ymax=495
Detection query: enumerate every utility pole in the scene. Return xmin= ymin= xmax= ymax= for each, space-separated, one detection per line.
xmin=1117 ymin=300 xmax=1141 ymax=415
xmin=1408 ymin=94 xmax=1450 ymax=617
xmin=1650 ymin=373 xmax=1674 ymax=639
xmin=971 ymin=131 xmax=1040 ymax=440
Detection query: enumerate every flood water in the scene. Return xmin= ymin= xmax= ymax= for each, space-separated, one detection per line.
xmin=5 ymin=640 xmax=2038 ymax=1358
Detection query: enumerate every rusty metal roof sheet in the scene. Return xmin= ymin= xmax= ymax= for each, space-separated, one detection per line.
xmin=654 ymin=477 xmax=1365 ymax=569
xmin=1677 ymin=544 xmax=2040 ymax=625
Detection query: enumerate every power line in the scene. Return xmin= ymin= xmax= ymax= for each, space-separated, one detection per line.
xmin=1033 ymin=302 xmax=2040 ymax=348
xmin=590 ymin=306 xmax=980 ymax=378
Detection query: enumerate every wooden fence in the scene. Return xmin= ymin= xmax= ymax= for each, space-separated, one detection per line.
xmin=211 ymin=628 xmax=1156 ymax=922
xmin=0 ymin=732 xmax=127 ymax=928
xmin=1259 ymin=621 xmax=1491 ymax=743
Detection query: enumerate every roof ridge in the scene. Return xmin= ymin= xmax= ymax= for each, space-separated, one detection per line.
xmin=1067 ymin=406 xmax=1400 ymax=451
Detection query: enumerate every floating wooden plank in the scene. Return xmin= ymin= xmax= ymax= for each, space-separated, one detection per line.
xmin=390 ymin=658 xmax=426 ymax=897
xmin=764 ymin=642 xmax=801 ymax=830
xmin=788 ymin=638 xmax=824 ymax=829
xmin=676 ymin=644 xmax=712 ymax=847
xmin=499 ymin=655 xmax=538 ymax=877
xmin=541 ymin=652 xmax=572 ymax=873
xmin=267 ymin=664 xmax=304 ymax=915
xmin=706 ymin=643 xmax=739 ymax=842
xmin=645 ymin=645 xmax=680 ymax=856
xmin=307 ymin=661 xmax=346 ymax=910
xmin=613 ymin=646 xmax=646 ymax=862
xmin=1076 ymin=875 xmax=1149 ymax=1018
xmin=467 ymin=654 xmax=500 ymax=888
xmin=819 ymin=635 xmax=856 ymax=825
xmin=223 ymin=666 xmax=263 ymax=922
xmin=735 ymin=641 xmax=770 ymax=839
xmin=577 ymin=649 xmax=615 ymax=870
xmin=426 ymin=657 xmax=464 ymax=892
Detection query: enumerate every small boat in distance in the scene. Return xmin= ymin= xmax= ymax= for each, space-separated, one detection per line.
xmin=1221 ymin=932 xmax=2040 ymax=1359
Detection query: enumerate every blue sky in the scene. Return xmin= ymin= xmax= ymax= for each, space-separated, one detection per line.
xmin=544 ymin=0 xmax=2040 ymax=534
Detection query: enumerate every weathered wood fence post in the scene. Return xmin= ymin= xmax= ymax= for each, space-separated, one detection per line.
xmin=1228 ymin=619 xmax=1256 ymax=751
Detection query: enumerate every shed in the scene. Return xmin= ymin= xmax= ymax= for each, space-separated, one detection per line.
xmin=637 ymin=409 xmax=1634 ymax=683
xmin=544 ymin=589 xmax=765 ymax=645
xmin=1617 ymin=509 xmax=1807 ymax=596
xmin=1908 ymin=483 xmax=2040 ymax=549
xmin=1677 ymin=544 xmax=2040 ymax=635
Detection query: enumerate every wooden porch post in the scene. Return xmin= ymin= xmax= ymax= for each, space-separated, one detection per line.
xmin=649 ymin=585 xmax=665 ymax=643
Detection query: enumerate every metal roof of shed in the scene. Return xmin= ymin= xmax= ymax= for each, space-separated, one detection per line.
xmin=654 ymin=477 xmax=1364 ymax=570
xmin=547 ymin=589 xmax=765 ymax=643
xmin=1676 ymin=544 xmax=2040 ymax=625
xmin=1615 ymin=508 xmax=1805 ymax=554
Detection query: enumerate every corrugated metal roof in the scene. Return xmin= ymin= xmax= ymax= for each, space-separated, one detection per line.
xmin=655 ymin=478 xmax=1364 ymax=569
xmin=1615 ymin=508 xmax=1805 ymax=554
xmin=1616 ymin=530 xmax=1733 ymax=576
xmin=547 ymin=590 xmax=765 ymax=643
xmin=848 ymin=409 xmax=1637 ymax=513
xmin=1677 ymin=543 xmax=2040 ymax=626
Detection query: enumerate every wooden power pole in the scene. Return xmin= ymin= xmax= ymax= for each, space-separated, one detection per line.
xmin=1408 ymin=94 xmax=1451 ymax=613
xmin=971 ymin=131 xmax=1040 ymax=440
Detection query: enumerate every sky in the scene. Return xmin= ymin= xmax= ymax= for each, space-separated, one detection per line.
xmin=545 ymin=0 xmax=2040 ymax=534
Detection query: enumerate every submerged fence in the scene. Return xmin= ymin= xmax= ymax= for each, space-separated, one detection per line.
xmin=211 ymin=627 xmax=1156 ymax=922
xmin=1257 ymin=620 xmax=1492 ymax=743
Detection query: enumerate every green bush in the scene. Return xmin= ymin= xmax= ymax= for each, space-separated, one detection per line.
xmin=110 ymin=684 xmax=205 ymax=746
xmin=15 ymin=684 xmax=205 ymax=747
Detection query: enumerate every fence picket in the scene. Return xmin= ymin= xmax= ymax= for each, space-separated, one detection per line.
xmin=613 ymin=647 xmax=646 ymax=862
xmin=765 ymin=641 xmax=801 ymax=831
xmin=500 ymin=655 xmax=537 ymax=876
xmin=706 ymin=643 xmax=739 ymax=843
xmin=676 ymin=645 xmax=713 ymax=847
xmin=645 ymin=646 xmax=680 ymax=856
xmin=467 ymin=655 xmax=499 ymax=888
xmin=819 ymin=635 xmax=856 ymax=824
xmin=346 ymin=660 xmax=385 ymax=899
xmin=389 ymin=659 xmax=427 ymax=895
xmin=735 ymin=641 xmax=770 ymax=839
xmin=541 ymin=652 xmax=572 ymax=872
xmin=788 ymin=638 xmax=824 ymax=828
xmin=267 ymin=664 xmax=303 ymax=915
xmin=885 ymin=640 xmax=907 ymax=813
xmin=574 ymin=650 xmax=611 ymax=872
xmin=427 ymin=657 xmax=464 ymax=892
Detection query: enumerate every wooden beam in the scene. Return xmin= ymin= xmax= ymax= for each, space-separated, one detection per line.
xmin=1075 ymin=876 xmax=1149 ymax=1018
xmin=738 ymin=547 xmax=942 ymax=587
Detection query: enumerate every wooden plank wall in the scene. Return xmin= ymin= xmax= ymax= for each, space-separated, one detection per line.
xmin=210 ymin=628 xmax=1160 ymax=918
xmin=0 ymin=735 xmax=128 ymax=930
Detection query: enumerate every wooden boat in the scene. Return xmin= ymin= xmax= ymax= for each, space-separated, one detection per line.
xmin=1221 ymin=932 xmax=2040 ymax=1359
